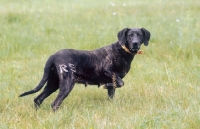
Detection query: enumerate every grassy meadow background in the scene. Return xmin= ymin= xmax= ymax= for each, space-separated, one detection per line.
xmin=0 ymin=0 xmax=200 ymax=128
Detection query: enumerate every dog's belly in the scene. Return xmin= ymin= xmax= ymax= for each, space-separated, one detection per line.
xmin=75 ymin=75 xmax=110 ymax=86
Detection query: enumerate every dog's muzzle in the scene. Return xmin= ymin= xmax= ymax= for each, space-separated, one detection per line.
xmin=129 ymin=42 xmax=140 ymax=53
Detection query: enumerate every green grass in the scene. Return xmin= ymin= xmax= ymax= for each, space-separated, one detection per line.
xmin=0 ymin=0 xmax=200 ymax=128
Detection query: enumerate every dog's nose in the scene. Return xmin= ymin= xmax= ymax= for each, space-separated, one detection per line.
xmin=132 ymin=42 xmax=139 ymax=48
xmin=130 ymin=42 xmax=139 ymax=51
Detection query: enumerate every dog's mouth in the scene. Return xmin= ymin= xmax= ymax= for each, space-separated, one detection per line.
xmin=129 ymin=48 xmax=139 ymax=53
xmin=121 ymin=45 xmax=140 ymax=55
xmin=128 ymin=44 xmax=140 ymax=53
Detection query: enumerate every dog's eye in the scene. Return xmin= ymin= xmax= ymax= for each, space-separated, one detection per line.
xmin=136 ymin=33 xmax=142 ymax=37
xmin=128 ymin=34 xmax=133 ymax=37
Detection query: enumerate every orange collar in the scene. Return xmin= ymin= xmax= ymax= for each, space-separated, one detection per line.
xmin=121 ymin=45 xmax=134 ymax=55
xmin=121 ymin=45 xmax=144 ymax=55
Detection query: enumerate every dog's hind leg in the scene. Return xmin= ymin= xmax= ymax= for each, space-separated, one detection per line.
xmin=51 ymin=67 xmax=75 ymax=111
xmin=51 ymin=79 xmax=75 ymax=111
xmin=34 ymin=75 xmax=59 ymax=110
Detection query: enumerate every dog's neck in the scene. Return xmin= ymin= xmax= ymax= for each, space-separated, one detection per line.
xmin=120 ymin=44 xmax=135 ymax=55
xmin=118 ymin=43 xmax=143 ymax=56
xmin=119 ymin=42 xmax=135 ymax=56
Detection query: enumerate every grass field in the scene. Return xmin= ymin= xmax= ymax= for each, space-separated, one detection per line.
xmin=0 ymin=0 xmax=200 ymax=128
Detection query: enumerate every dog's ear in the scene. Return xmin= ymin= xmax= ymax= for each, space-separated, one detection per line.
xmin=117 ymin=28 xmax=130 ymax=45
xmin=141 ymin=28 xmax=150 ymax=46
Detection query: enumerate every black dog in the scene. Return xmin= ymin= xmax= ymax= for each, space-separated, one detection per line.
xmin=19 ymin=28 xmax=150 ymax=111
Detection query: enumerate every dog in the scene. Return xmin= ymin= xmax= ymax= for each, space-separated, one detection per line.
xmin=19 ymin=28 xmax=150 ymax=111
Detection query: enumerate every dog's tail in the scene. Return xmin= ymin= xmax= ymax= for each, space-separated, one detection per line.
xmin=19 ymin=55 xmax=54 ymax=97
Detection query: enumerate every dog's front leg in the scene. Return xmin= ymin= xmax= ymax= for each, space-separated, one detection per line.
xmin=103 ymin=71 xmax=124 ymax=88
xmin=104 ymin=84 xmax=115 ymax=98
xmin=103 ymin=71 xmax=124 ymax=98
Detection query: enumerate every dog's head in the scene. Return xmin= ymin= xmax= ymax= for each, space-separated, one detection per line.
xmin=117 ymin=28 xmax=150 ymax=54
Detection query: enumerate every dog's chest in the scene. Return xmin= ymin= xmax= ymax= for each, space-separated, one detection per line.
xmin=112 ymin=57 xmax=131 ymax=77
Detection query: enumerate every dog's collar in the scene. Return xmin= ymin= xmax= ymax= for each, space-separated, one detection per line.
xmin=120 ymin=45 xmax=134 ymax=55
xmin=119 ymin=44 xmax=144 ymax=55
